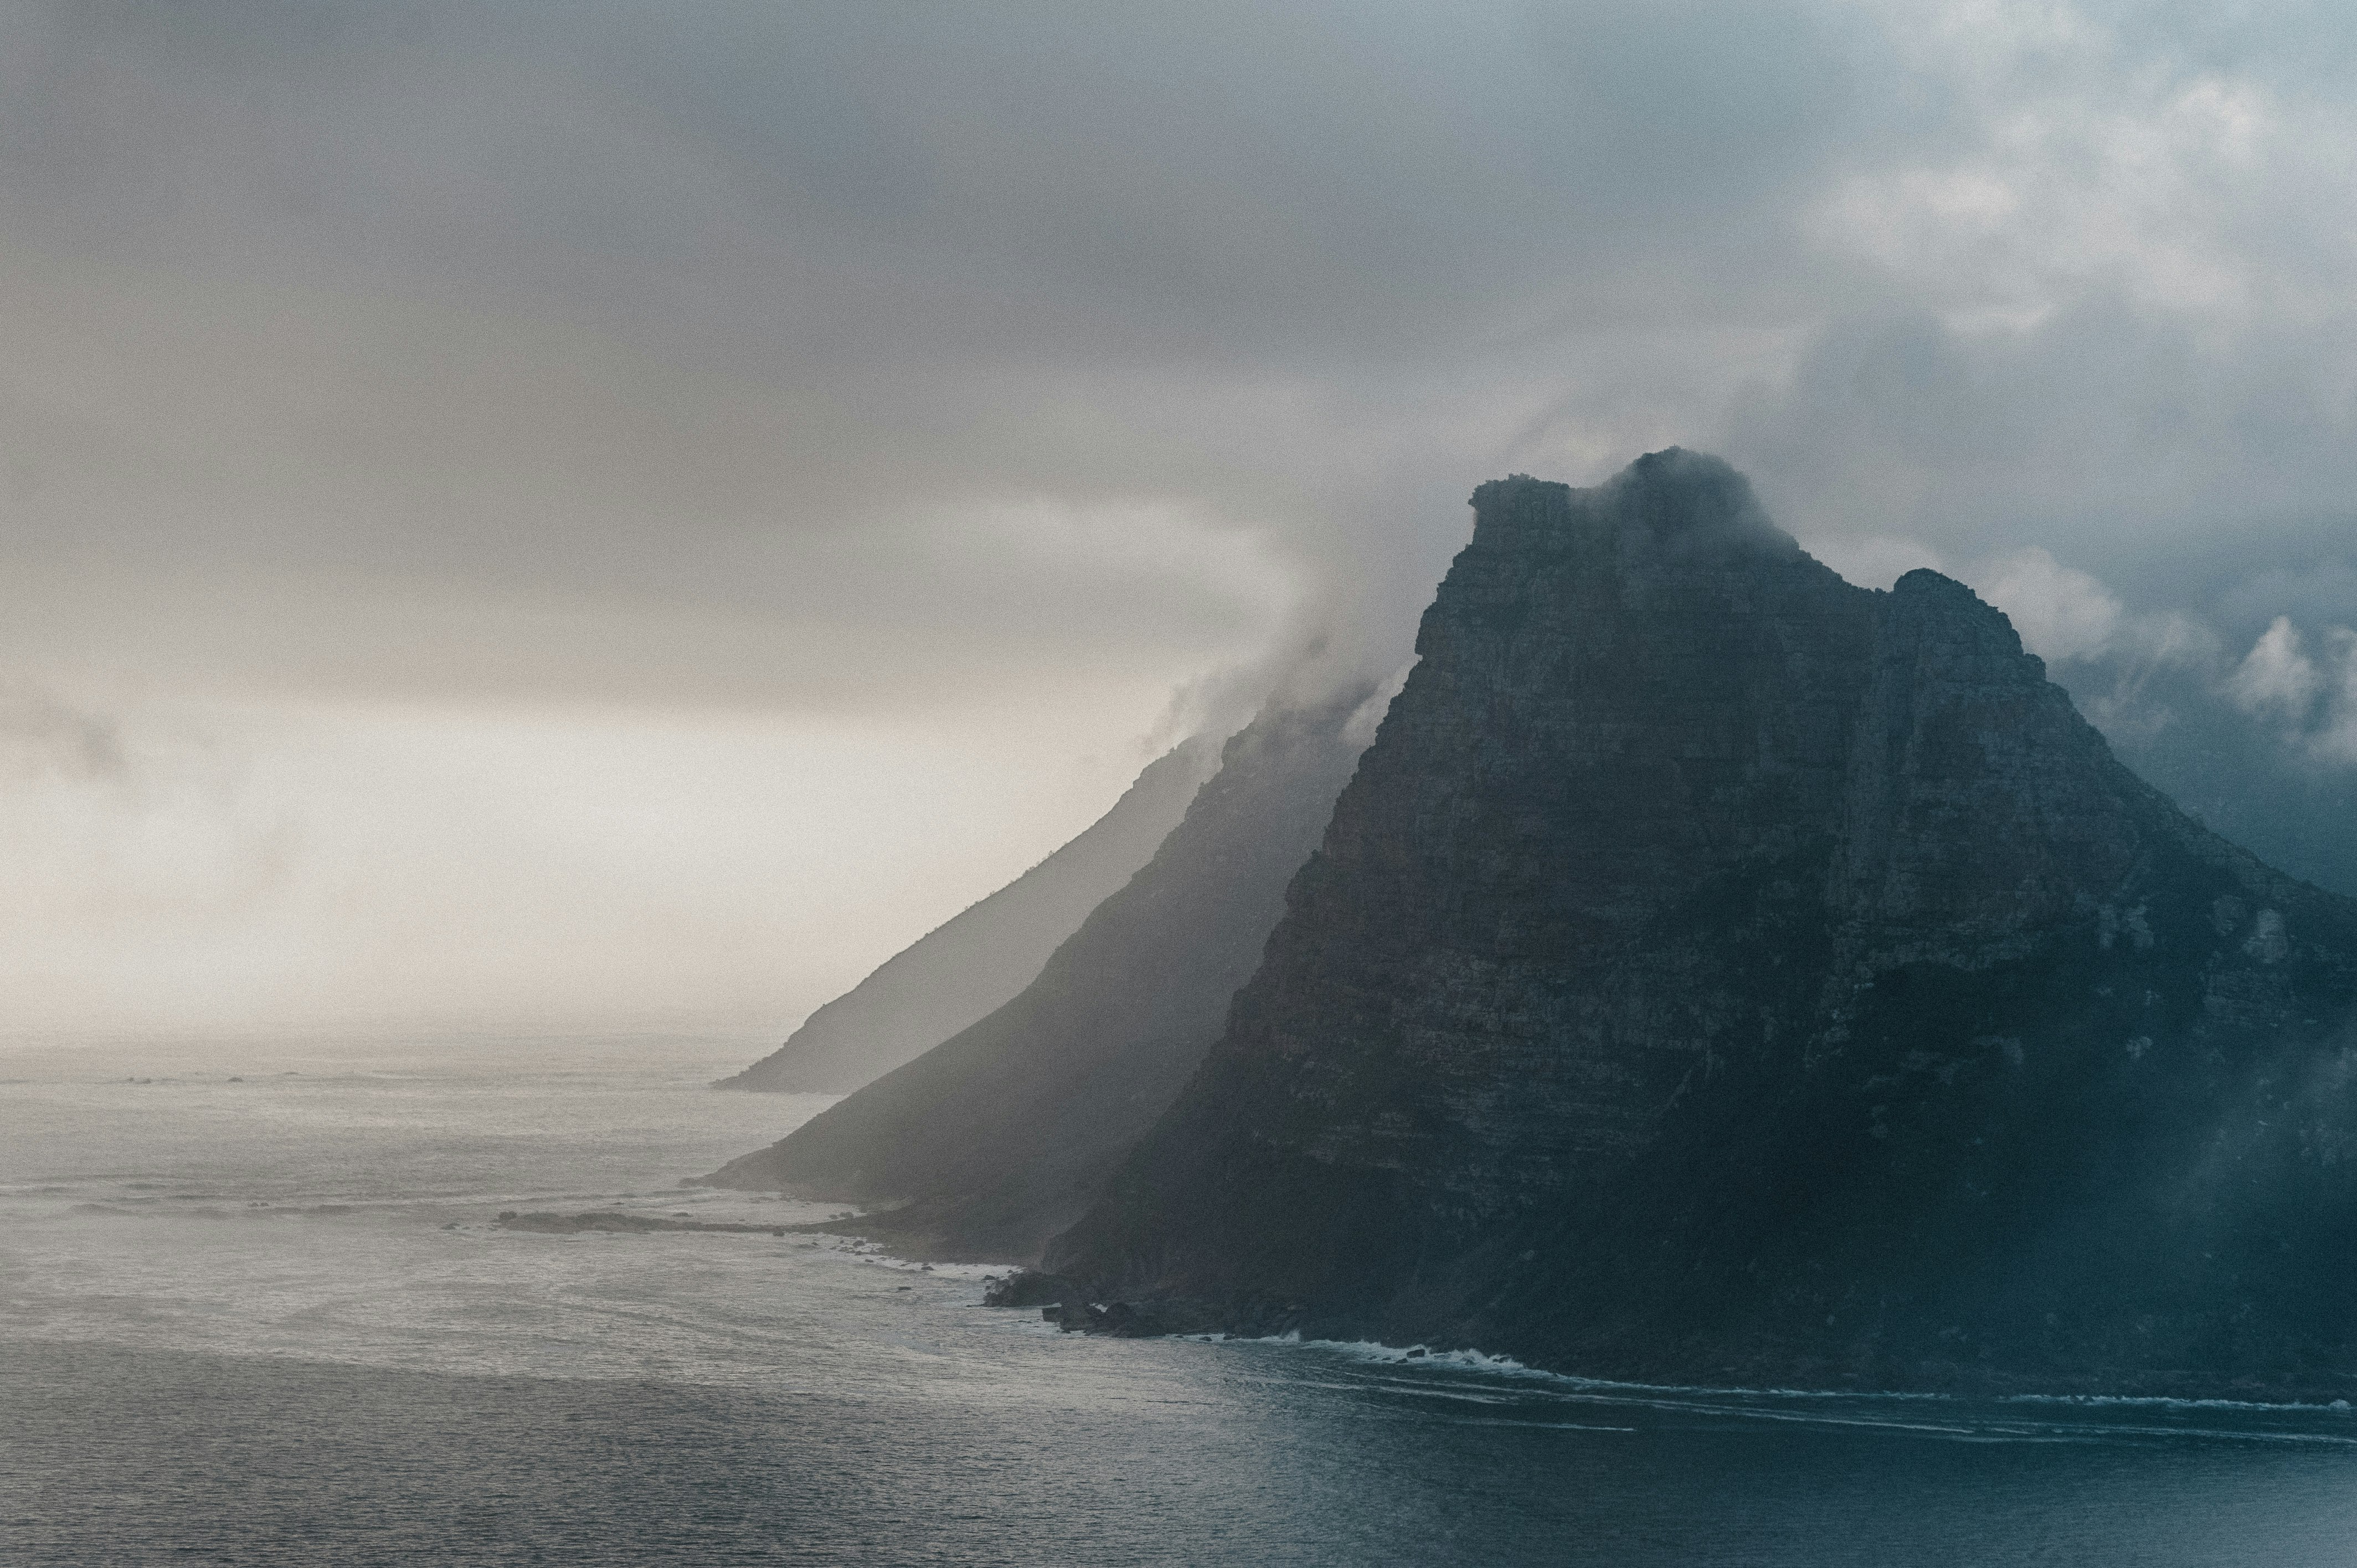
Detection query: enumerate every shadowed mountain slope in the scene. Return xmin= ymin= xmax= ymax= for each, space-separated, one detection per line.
xmin=717 ymin=737 xmax=1217 ymax=1095
xmin=700 ymin=693 xmax=1372 ymax=1260
xmin=1046 ymin=451 xmax=2357 ymax=1400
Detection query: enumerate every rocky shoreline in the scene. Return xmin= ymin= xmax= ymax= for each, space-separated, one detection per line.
xmin=978 ymin=1268 xmax=2357 ymax=1405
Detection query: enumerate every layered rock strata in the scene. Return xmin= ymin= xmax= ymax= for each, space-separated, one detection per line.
xmin=1046 ymin=450 xmax=2357 ymax=1399
xmin=700 ymin=693 xmax=1371 ymax=1261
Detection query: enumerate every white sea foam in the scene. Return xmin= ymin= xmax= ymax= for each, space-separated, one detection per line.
xmin=2001 ymin=1391 xmax=2357 ymax=1414
xmin=1179 ymin=1329 xmax=2357 ymax=1438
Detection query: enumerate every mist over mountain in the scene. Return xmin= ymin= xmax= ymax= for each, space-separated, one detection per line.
xmin=2061 ymin=653 xmax=2357 ymax=904
xmin=717 ymin=736 xmax=1217 ymax=1094
xmin=2024 ymin=542 xmax=2357 ymax=907
xmin=1030 ymin=452 xmax=2357 ymax=1400
xmin=701 ymin=690 xmax=1371 ymax=1261
xmin=1821 ymin=518 xmax=2357 ymax=907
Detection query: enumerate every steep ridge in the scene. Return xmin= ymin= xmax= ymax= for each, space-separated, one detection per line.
xmin=700 ymin=692 xmax=1373 ymax=1260
xmin=717 ymin=737 xmax=1216 ymax=1094
xmin=1047 ymin=450 xmax=2357 ymax=1399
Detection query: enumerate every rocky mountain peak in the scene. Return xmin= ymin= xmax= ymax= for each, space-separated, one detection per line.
xmin=1042 ymin=450 xmax=2357 ymax=1399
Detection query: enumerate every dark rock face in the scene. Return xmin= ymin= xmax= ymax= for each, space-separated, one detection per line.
xmin=698 ymin=694 xmax=1371 ymax=1262
xmin=717 ymin=738 xmax=1215 ymax=1094
xmin=1047 ymin=450 xmax=2357 ymax=1399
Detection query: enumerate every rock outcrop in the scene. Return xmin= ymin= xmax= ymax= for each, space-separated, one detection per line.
xmin=717 ymin=737 xmax=1216 ymax=1094
xmin=699 ymin=692 xmax=1372 ymax=1261
xmin=1046 ymin=450 xmax=2357 ymax=1399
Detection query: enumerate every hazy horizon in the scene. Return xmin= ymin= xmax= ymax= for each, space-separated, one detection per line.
xmin=11 ymin=1 xmax=2357 ymax=1035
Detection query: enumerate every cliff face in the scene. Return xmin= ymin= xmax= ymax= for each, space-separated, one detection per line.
xmin=699 ymin=693 xmax=1371 ymax=1261
xmin=1048 ymin=450 xmax=2357 ymax=1398
xmin=717 ymin=737 xmax=1216 ymax=1094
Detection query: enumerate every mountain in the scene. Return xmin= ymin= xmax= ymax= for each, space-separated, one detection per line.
xmin=699 ymin=691 xmax=1373 ymax=1260
xmin=717 ymin=737 xmax=1217 ymax=1094
xmin=1043 ymin=450 xmax=2357 ymax=1400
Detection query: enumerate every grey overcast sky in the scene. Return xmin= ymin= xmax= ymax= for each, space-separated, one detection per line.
xmin=8 ymin=1 xmax=2357 ymax=1034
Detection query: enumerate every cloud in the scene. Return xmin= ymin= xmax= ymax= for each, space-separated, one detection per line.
xmin=0 ymin=687 xmax=128 ymax=781
xmin=0 ymin=685 xmax=1176 ymax=1034
xmin=2229 ymin=617 xmax=2326 ymax=724
xmin=2323 ymin=636 xmax=2357 ymax=766
xmin=12 ymin=1 xmax=2357 ymax=1024
xmin=2225 ymin=616 xmax=2357 ymax=765
xmin=0 ymin=0 xmax=1907 ymax=724
xmin=11 ymin=0 xmax=2356 ymax=710
xmin=1975 ymin=546 xmax=2123 ymax=662
xmin=0 ymin=690 xmax=300 ymax=958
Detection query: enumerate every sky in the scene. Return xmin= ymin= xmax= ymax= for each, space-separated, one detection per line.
xmin=7 ymin=0 xmax=2357 ymax=1035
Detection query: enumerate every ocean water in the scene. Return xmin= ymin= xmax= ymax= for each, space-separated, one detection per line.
xmin=6 ymin=1035 xmax=2357 ymax=1566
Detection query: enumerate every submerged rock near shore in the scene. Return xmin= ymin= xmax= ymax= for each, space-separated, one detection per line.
xmin=1045 ymin=450 xmax=2357 ymax=1400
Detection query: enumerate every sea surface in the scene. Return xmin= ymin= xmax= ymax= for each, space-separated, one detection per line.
xmin=5 ymin=1033 xmax=2357 ymax=1566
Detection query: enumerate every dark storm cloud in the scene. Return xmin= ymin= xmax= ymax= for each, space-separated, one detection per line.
xmin=0 ymin=0 xmax=1923 ymax=719
xmin=3 ymin=1 xmax=2355 ymax=747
